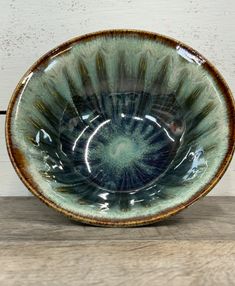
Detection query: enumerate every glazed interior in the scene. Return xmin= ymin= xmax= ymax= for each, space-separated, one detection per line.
xmin=9 ymin=32 xmax=232 ymax=220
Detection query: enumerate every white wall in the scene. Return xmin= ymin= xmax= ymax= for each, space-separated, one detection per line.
xmin=0 ymin=0 xmax=234 ymax=196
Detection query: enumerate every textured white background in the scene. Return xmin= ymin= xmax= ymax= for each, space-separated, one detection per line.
xmin=0 ymin=0 xmax=234 ymax=196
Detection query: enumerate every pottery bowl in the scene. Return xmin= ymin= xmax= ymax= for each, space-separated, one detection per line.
xmin=6 ymin=30 xmax=235 ymax=226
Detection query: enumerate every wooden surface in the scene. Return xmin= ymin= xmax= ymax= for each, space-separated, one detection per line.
xmin=0 ymin=0 xmax=235 ymax=196
xmin=0 ymin=197 xmax=235 ymax=285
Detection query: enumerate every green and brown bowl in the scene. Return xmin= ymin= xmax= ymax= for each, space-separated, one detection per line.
xmin=5 ymin=30 xmax=235 ymax=226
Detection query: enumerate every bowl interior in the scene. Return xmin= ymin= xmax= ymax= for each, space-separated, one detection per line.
xmin=7 ymin=31 xmax=234 ymax=223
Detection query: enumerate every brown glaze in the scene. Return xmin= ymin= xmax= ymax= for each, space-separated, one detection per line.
xmin=5 ymin=29 xmax=235 ymax=227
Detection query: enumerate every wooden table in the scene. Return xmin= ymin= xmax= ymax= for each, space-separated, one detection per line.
xmin=0 ymin=197 xmax=234 ymax=286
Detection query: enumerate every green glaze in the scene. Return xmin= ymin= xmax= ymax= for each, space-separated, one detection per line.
xmin=8 ymin=31 xmax=233 ymax=224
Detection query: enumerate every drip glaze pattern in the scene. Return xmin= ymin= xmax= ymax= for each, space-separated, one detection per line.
xmin=6 ymin=30 xmax=235 ymax=226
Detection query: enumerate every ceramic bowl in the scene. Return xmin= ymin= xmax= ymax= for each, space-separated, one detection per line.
xmin=6 ymin=30 xmax=235 ymax=226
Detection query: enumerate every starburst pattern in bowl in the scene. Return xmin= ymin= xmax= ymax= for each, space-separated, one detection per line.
xmin=6 ymin=30 xmax=235 ymax=226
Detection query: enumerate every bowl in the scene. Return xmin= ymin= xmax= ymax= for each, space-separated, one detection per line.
xmin=6 ymin=30 xmax=235 ymax=226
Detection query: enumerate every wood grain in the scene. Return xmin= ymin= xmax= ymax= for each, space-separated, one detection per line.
xmin=0 ymin=241 xmax=234 ymax=286
xmin=0 ymin=197 xmax=234 ymax=241
xmin=0 ymin=197 xmax=234 ymax=285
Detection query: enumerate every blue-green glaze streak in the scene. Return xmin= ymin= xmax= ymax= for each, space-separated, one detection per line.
xmin=9 ymin=34 xmax=230 ymax=220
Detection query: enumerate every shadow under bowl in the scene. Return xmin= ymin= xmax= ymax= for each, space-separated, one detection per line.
xmin=6 ymin=30 xmax=235 ymax=226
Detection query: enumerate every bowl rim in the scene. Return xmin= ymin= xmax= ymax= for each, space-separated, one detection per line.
xmin=5 ymin=29 xmax=235 ymax=227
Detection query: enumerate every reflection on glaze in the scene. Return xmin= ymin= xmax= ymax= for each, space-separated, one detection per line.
xmin=176 ymin=46 xmax=205 ymax=65
xmin=58 ymin=92 xmax=185 ymax=192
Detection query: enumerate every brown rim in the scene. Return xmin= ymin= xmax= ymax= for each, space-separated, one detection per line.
xmin=5 ymin=29 xmax=235 ymax=227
